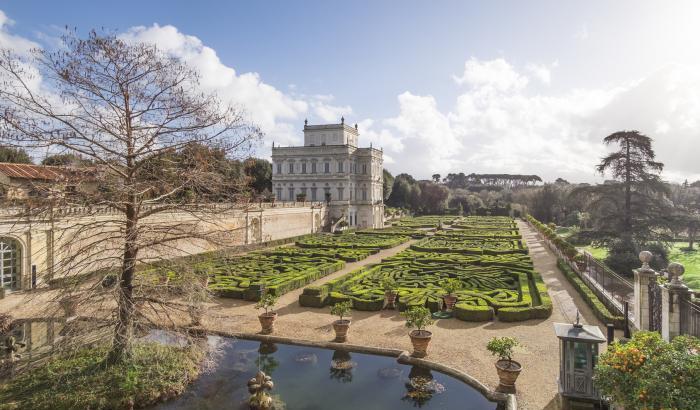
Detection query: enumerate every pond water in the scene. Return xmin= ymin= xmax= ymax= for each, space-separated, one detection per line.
xmin=153 ymin=337 xmax=499 ymax=410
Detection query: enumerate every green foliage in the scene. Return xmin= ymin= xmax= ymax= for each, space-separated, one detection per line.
xmin=441 ymin=278 xmax=462 ymax=295
xmin=402 ymin=306 xmax=434 ymax=331
xmin=594 ymin=331 xmax=700 ymax=409
xmin=0 ymin=146 xmax=31 ymax=164
xmin=244 ymin=157 xmax=272 ymax=194
xmin=381 ymin=276 xmax=397 ymax=292
xmin=527 ymin=215 xmax=578 ymax=259
xmin=557 ymin=259 xmax=624 ymax=327
xmin=297 ymin=233 xmax=409 ymax=250
xmin=486 ymin=336 xmax=519 ymax=363
xmin=41 ymin=153 xmax=92 ymax=167
xmin=255 ymin=292 xmax=278 ymax=314
xmin=0 ymin=342 xmax=203 ymax=410
xmin=300 ymin=216 xmax=552 ymax=322
xmin=330 ymin=301 xmax=352 ymax=320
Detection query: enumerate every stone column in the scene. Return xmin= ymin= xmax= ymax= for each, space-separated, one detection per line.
xmin=661 ymin=262 xmax=690 ymax=341
xmin=633 ymin=251 xmax=657 ymax=331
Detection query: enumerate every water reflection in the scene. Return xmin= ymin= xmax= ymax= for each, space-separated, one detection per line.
xmin=152 ymin=338 xmax=497 ymax=410
xmin=403 ymin=365 xmax=446 ymax=408
xmin=329 ymin=350 xmax=356 ymax=383
xmin=257 ymin=342 xmax=279 ymax=376
xmin=0 ymin=316 xmax=112 ymax=378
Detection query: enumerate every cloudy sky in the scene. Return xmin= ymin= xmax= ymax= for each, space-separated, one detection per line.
xmin=1 ymin=1 xmax=699 ymax=183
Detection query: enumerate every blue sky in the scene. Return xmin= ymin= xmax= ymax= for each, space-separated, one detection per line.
xmin=1 ymin=1 xmax=699 ymax=182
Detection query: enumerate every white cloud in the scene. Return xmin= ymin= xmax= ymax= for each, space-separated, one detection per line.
xmin=525 ymin=63 xmax=553 ymax=85
xmin=377 ymin=58 xmax=700 ymax=183
xmin=453 ymin=58 xmax=528 ymax=92
xmin=121 ymin=24 xmax=309 ymax=136
xmin=0 ymin=10 xmax=39 ymax=55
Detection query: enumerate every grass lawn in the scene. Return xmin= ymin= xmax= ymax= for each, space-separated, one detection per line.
xmin=580 ymin=243 xmax=700 ymax=290
xmin=0 ymin=342 xmax=203 ymax=410
xmin=669 ymin=243 xmax=700 ymax=290
xmin=581 ymin=245 xmax=609 ymax=261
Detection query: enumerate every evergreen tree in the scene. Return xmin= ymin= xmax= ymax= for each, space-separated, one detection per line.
xmin=0 ymin=146 xmax=32 ymax=163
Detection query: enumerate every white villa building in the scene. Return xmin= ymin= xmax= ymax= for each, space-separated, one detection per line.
xmin=271 ymin=119 xmax=384 ymax=228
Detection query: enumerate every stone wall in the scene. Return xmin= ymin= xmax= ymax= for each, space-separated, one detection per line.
xmin=0 ymin=203 xmax=327 ymax=293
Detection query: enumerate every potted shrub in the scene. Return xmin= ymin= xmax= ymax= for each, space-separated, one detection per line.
xmin=403 ymin=306 xmax=434 ymax=358
xmin=256 ymin=293 xmax=279 ymax=334
xmin=330 ymin=301 xmax=352 ymax=342
xmin=486 ymin=336 xmax=522 ymax=393
xmin=381 ymin=277 xmax=398 ymax=309
xmin=441 ymin=278 xmax=462 ymax=311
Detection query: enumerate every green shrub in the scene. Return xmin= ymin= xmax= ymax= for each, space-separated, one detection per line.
xmin=454 ymin=304 xmax=494 ymax=321
xmin=557 ymin=259 xmax=624 ymax=328
xmin=594 ymin=332 xmax=700 ymax=410
xmin=486 ymin=336 xmax=519 ymax=363
xmin=0 ymin=343 xmax=203 ymax=410
xmin=403 ymin=306 xmax=434 ymax=331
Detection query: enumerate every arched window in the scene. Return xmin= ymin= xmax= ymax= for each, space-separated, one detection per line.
xmin=0 ymin=237 xmax=21 ymax=290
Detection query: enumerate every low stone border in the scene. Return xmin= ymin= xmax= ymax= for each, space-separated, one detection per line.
xmin=203 ymin=329 xmax=517 ymax=410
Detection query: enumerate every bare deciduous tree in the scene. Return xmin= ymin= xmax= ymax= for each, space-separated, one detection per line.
xmin=0 ymin=30 xmax=261 ymax=362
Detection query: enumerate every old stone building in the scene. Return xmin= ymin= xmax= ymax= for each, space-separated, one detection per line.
xmin=271 ymin=119 xmax=385 ymax=228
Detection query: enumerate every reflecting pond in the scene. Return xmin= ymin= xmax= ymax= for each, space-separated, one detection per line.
xmin=152 ymin=337 xmax=499 ymax=410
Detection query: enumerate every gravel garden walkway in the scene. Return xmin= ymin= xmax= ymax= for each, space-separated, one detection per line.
xmin=2 ymin=224 xmax=609 ymax=409
xmin=203 ymin=222 xmax=607 ymax=410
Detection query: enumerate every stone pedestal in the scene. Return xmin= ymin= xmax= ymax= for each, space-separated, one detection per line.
xmin=633 ymin=251 xmax=657 ymax=331
xmin=661 ymin=262 xmax=690 ymax=341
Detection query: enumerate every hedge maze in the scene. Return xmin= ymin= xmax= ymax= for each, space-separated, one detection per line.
xmin=296 ymin=233 xmax=409 ymax=250
xmin=199 ymin=232 xmax=410 ymax=301
xmin=300 ymin=216 xmax=552 ymax=322
xmin=393 ymin=215 xmax=458 ymax=228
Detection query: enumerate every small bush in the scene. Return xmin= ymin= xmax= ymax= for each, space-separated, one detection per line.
xmin=454 ymin=304 xmax=493 ymax=321
xmin=0 ymin=343 xmax=203 ymax=410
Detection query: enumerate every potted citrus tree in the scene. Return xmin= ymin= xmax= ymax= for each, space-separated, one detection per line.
xmin=441 ymin=278 xmax=462 ymax=311
xmin=403 ymin=306 xmax=434 ymax=358
xmin=381 ymin=277 xmax=398 ymax=309
xmin=256 ymin=293 xmax=279 ymax=334
xmin=486 ymin=336 xmax=522 ymax=393
xmin=330 ymin=301 xmax=352 ymax=342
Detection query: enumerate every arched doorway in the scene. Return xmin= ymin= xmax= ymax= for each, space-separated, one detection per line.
xmin=0 ymin=237 xmax=21 ymax=291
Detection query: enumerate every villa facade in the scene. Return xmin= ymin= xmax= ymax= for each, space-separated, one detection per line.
xmin=271 ymin=119 xmax=384 ymax=228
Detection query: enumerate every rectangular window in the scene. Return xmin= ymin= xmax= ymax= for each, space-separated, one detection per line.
xmin=311 ymin=163 xmax=317 ymax=173
xmin=337 ymin=188 xmax=344 ymax=201
xmin=324 ymin=162 xmax=330 ymax=173
xmin=324 ymin=187 xmax=331 ymax=201
xmin=276 ymin=163 xmax=282 ymax=174
xmin=311 ymin=187 xmax=317 ymax=201
xmin=338 ymin=162 xmax=343 ymax=173
xmin=288 ymin=188 xmax=294 ymax=200
xmin=362 ymin=164 xmax=367 ymax=174
xmin=288 ymin=163 xmax=294 ymax=174
xmin=362 ymin=189 xmax=367 ymax=201
xmin=301 ymin=163 xmax=307 ymax=174
xmin=276 ymin=188 xmax=282 ymax=199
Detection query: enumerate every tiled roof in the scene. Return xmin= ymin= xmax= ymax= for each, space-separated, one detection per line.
xmin=0 ymin=163 xmax=68 ymax=181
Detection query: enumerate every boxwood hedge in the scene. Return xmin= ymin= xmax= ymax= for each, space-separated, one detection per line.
xmin=300 ymin=216 xmax=552 ymax=322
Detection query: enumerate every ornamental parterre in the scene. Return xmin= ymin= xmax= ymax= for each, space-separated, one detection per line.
xmin=300 ymin=216 xmax=552 ymax=322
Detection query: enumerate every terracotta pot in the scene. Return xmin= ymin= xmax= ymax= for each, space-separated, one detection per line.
xmin=443 ymin=295 xmax=458 ymax=311
xmin=59 ymin=297 xmax=79 ymax=318
xmin=409 ymin=329 xmax=432 ymax=358
xmin=495 ymin=359 xmax=522 ymax=393
xmin=332 ymin=319 xmax=351 ymax=342
xmin=384 ymin=291 xmax=397 ymax=309
xmin=258 ymin=312 xmax=277 ymax=334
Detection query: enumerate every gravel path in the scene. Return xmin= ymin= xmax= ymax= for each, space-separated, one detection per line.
xmin=2 ymin=224 xmax=608 ymax=409
xmin=202 ymin=222 xmax=607 ymax=409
